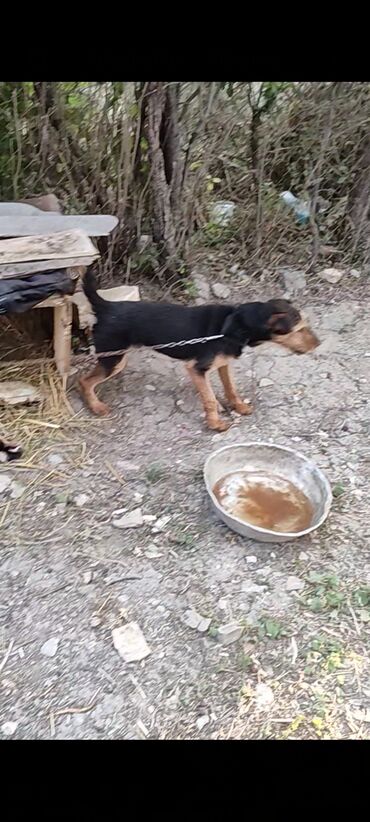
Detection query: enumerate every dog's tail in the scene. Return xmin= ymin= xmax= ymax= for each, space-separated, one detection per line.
xmin=82 ymin=267 xmax=106 ymax=313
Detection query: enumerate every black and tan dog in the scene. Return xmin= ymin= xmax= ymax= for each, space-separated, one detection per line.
xmin=80 ymin=270 xmax=319 ymax=431
xmin=0 ymin=437 xmax=22 ymax=462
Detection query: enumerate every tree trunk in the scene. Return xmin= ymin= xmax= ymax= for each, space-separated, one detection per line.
xmin=348 ymin=136 xmax=370 ymax=260
xmin=147 ymin=82 xmax=177 ymax=273
xmin=160 ymin=84 xmax=181 ymax=217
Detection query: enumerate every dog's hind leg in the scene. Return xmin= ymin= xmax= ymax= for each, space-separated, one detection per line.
xmin=185 ymin=363 xmax=230 ymax=431
xmin=79 ymin=354 xmax=128 ymax=416
xmin=218 ymin=363 xmax=253 ymax=416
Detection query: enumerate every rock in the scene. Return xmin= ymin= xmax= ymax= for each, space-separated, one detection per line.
xmin=299 ymin=551 xmax=309 ymax=561
xmin=133 ymin=492 xmax=144 ymax=503
xmin=40 ymin=637 xmax=59 ymax=658
xmin=0 ymin=381 xmax=42 ymax=406
xmin=74 ymin=493 xmax=89 ymax=507
xmin=145 ymin=545 xmax=163 ymax=559
xmin=211 ymin=282 xmax=231 ymax=300
xmin=319 ymin=267 xmax=344 ymax=285
xmin=47 ymin=453 xmax=64 ymax=467
xmin=246 ymin=555 xmax=257 ymax=564
xmin=54 ymin=491 xmax=69 ymax=505
xmin=192 ymin=268 xmax=211 ymax=303
xmin=142 ymin=514 xmax=157 ymax=524
xmin=0 ymin=473 xmax=12 ymax=494
xmin=116 ymin=460 xmax=140 ymax=473
xmin=279 ymin=267 xmax=306 ymax=294
xmin=152 ymin=514 xmax=171 ymax=532
xmin=113 ymin=507 xmax=143 ymax=529
xmin=145 ymin=385 xmax=156 ymax=392
xmin=241 ymin=581 xmax=266 ymax=595
xmin=10 ymin=481 xmax=25 ymax=499
xmin=112 ymin=622 xmax=151 ymax=663
xmin=259 ymin=377 xmax=274 ymax=387
xmin=349 ymin=268 xmax=361 ymax=278
xmin=255 ymin=683 xmax=274 ymax=712
xmin=83 ymin=570 xmax=93 ymax=584
xmin=182 ymin=608 xmax=211 ymax=633
xmin=1 ymin=720 xmax=18 ymax=736
xmin=229 ymin=264 xmax=239 ymax=275
xmin=217 ymin=622 xmax=244 ymax=645
xmin=285 ymin=575 xmax=305 ymax=592
xmin=90 ymin=615 xmax=102 ymax=628
xmin=196 ymin=715 xmax=210 ymax=731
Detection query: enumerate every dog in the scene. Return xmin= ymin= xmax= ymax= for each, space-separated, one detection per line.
xmin=0 ymin=437 xmax=22 ymax=462
xmin=79 ymin=270 xmax=320 ymax=432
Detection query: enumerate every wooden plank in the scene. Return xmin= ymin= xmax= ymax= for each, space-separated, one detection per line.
xmin=0 ymin=202 xmax=60 ymax=217
xmin=0 ymin=254 xmax=99 ymax=279
xmin=0 ymin=214 xmax=118 ymax=238
xmin=53 ymin=299 xmax=73 ymax=383
xmin=0 ymin=230 xmax=97 ymax=265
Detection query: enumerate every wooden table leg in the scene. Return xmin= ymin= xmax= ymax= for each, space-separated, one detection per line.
xmin=53 ymin=298 xmax=72 ymax=388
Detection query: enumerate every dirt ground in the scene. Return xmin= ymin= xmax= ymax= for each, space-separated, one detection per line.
xmin=1 ymin=279 xmax=370 ymax=739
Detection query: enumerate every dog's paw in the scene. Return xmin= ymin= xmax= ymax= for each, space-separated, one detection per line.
xmin=208 ymin=418 xmax=231 ymax=432
xmin=234 ymin=400 xmax=253 ymax=416
xmin=91 ymin=401 xmax=111 ymax=417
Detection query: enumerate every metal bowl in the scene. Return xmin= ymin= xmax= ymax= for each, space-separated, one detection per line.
xmin=204 ymin=442 xmax=332 ymax=543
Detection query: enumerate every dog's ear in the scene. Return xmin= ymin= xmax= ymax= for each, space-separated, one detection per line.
xmin=266 ymin=312 xmax=292 ymax=334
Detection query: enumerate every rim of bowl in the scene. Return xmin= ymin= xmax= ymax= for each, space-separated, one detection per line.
xmin=203 ymin=441 xmax=333 ymax=539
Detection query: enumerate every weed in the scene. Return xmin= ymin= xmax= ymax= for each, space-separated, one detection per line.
xmin=146 ymin=464 xmax=164 ymax=484
xmin=257 ymin=618 xmax=286 ymax=640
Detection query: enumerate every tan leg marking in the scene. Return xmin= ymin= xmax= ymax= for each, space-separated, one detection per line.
xmin=79 ymin=354 xmax=128 ymax=416
xmin=218 ymin=363 xmax=253 ymax=416
xmin=185 ymin=363 xmax=230 ymax=431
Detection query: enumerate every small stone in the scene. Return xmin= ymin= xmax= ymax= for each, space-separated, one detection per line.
xmin=116 ymin=460 xmax=140 ymax=473
xmin=134 ymin=492 xmax=144 ymax=503
xmin=319 ymin=267 xmax=344 ymax=285
xmin=279 ymin=267 xmax=306 ymax=294
xmin=152 ymin=514 xmax=171 ymax=532
xmin=74 ymin=493 xmax=89 ymax=507
xmin=246 ymin=555 xmax=257 ymax=564
xmin=40 ymin=637 xmax=59 ymax=658
xmin=145 ymin=384 xmax=156 ymax=392
xmin=90 ymin=615 xmax=102 ymax=628
xmin=10 ymin=481 xmax=25 ymax=499
xmin=285 ymin=575 xmax=305 ymax=592
xmin=211 ymin=282 xmax=231 ymax=300
xmin=255 ymin=683 xmax=274 ymax=711
xmin=145 ymin=546 xmax=163 ymax=559
xmin=182 ymin=608 xmax=211 ymax=633
xmin=1 ymin=720 xmax=18 ymax=736
xmin=259 ymin=377 xmax=274 ymax=387
xmin=47 ymin=453 xmax=64 ymax=467
xmin=217 ymin=622 xmax=244 ymax=645
xmin=349 ymin=268 xmax=361 ymax=278
xmin=112 ymin=622 xmax=151 ymax=663
xmin=113 ymin=507 xmax=143 ymax=529
xmin=218 ymin=597 xmax=228 ymax=610
xmin=83 ymin=570 xmax=93 ymax=584
xmin=299 ymin=551 xmax=309 ymax=561
xmin=54 ymin=491 xmax=69 ymax=505
xmin=0 ymin=474 xmax=12 ymax=494
xmin=142 ymin=514 xmax=157 ymax=523
xmin=229 ymin=263 xmax=239 ymax=275
xmin=241 ymin=581 xmax=266 ymax=595
xmin=196 ymin=715 xmax=210 ymax=731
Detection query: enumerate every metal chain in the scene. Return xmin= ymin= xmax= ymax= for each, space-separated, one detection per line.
xmin=88 ymin=334 xmax=225 ymax=360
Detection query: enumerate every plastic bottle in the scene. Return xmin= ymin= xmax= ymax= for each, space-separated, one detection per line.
xmin=280 ymin=191 xmax=310 ymax=225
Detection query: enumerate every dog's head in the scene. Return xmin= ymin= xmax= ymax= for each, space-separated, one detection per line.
xmin=222 ymin=298 xmax=320 ymax=354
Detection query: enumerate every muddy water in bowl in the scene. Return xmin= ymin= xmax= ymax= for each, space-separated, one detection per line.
xmin=213 ymin=470 xmax=314 ymax=533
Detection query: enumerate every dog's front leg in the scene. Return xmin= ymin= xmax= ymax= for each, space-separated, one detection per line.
xmin=185 ymin=364 xmax=230 ymax=431
xmin=218 ymin=363 xmax=253 ymax=415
